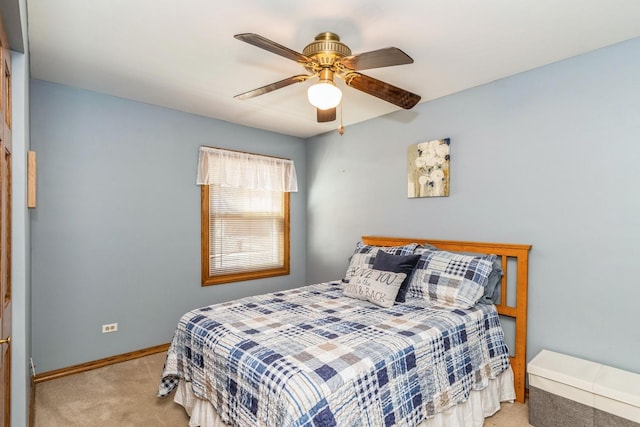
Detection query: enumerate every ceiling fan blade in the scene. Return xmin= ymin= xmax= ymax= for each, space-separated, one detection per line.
xmin=317 ymin=107 xmax=336 ymax=123
xmin=234 ymin=75 xmax=311 ymax=100
xmin=340 ymin=47 xmax=413 ymax=71
xmin=344 ymin=73 xmax=421 ymax=109
xmin=234 ymin=33 xmax=312 ymax=64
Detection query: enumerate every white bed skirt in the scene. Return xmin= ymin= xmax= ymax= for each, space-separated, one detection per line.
xmin=173 ymin=366 xmax=515 ymax=427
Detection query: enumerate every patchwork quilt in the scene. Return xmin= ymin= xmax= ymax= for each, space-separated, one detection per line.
xmin=158 ymin=281 xmax=511 ymax=427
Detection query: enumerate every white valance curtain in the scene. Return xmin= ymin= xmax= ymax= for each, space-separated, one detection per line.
xmin=196 ymin=146 xmax=298 ymax=192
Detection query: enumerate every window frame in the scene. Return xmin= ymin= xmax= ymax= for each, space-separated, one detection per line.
xmin=200 ymin=184 xmax=290 ymax=286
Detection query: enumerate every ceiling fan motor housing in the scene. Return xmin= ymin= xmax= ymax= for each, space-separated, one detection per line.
xmin=303 ymin=32 xmax=352 ymax=67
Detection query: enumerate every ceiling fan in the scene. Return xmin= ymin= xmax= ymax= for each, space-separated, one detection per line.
xmin=234 ymin=32 xmax=421 ymax=123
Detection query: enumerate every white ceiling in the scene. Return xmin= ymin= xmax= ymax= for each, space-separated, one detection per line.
xmin=27 ymin=0 xmax=640 ymax=138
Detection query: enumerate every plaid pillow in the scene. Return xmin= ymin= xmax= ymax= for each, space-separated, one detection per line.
xmin=407 ymin=249 xmax=496 ymax=309
xmin=342 ymin=242 xmax=418 ymax=283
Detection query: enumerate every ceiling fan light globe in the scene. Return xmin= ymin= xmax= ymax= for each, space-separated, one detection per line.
xmin=307 ymin=82 xmax=342 ymax=110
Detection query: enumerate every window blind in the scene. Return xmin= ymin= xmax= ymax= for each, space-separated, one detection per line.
xmin=208 ymin=185 xmax=285 ymax=276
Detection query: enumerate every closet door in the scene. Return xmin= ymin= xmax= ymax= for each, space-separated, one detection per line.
xmin=0 ymin=10 xmax=12 ymax=426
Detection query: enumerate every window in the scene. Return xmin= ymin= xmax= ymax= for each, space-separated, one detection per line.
xmin=202 ymin=185 xmax=290 ymax=285
xmin=197 ymin=147 xmax=297 ymax=286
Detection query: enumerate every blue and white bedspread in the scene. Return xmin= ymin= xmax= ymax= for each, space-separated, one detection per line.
xmin=158 ymin=281 xmax=511 ymax=427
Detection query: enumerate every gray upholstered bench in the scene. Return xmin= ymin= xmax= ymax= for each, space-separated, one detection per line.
xmin=528 ymin=350 xmax=640 ymax=427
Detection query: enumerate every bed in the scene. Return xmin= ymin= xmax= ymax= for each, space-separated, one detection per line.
xmin=158 ymin=236 xmax=531 ymax=427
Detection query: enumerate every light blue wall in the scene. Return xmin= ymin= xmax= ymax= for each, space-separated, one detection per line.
xmin=10 ymin=51 xmax=30 ymax=427
xmin=306 ymin=37 xmax=640 ymax=374
xmin=30 ymin=80 xmax=306 ymax=372
xmin=11 ymin=49 xmax=29 ymax=427
xmin=8 ymin=0 xmax=30 ymax=425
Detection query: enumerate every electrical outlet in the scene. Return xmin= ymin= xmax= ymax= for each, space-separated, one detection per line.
xmin=102 ymin=323 xmax=118 ymax=333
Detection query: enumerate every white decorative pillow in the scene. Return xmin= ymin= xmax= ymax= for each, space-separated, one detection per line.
xmin=343 ymin=268 xmax=407 ymax=308
xmin=343 ymin=252 xmax=377 ymax=282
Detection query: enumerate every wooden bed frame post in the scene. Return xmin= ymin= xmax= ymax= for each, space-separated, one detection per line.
xmin=361 ymin=236 xmax=531 ymax=404
xmin=510 ymin=249 xmax=530 ymax=403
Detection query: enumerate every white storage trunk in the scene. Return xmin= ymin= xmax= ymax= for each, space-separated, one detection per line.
xmin=528 ymin=350 xmax=640 ymax=427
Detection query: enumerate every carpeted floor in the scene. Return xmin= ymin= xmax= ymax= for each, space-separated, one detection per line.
xmin=34 ymin=352 xmax=531 ymax=426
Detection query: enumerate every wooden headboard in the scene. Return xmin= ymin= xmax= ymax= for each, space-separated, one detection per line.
xmin=361 ymin=236 xmax=532 ymax=404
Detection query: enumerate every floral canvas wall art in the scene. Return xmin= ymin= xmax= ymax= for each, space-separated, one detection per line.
xmin=408 ymin=138 xmax=450 ymax=198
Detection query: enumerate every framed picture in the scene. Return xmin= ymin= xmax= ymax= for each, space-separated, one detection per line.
xmin=407 ymin=138 xmax=450 ymax=198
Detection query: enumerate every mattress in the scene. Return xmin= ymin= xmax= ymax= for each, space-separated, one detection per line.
xmin=158 ymin=281 xmax=513 ymax=426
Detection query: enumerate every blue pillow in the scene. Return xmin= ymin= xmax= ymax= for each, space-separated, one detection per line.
xmin=342 ymin=242 xmax=418 ymax=283
xmin=372 ymin=250 xmax=421 ymax=303
xmin=482 ymin=258 xmax=503 ymax=304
